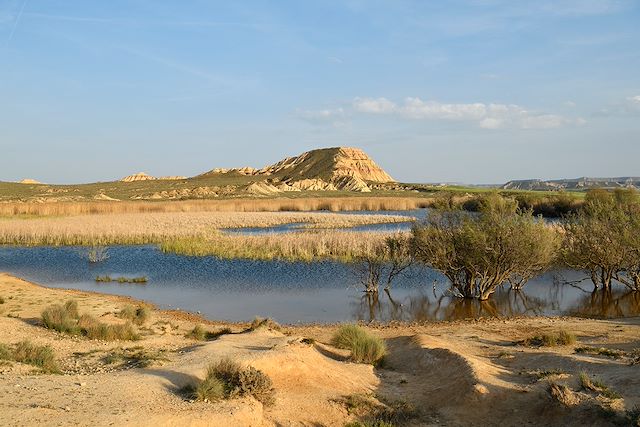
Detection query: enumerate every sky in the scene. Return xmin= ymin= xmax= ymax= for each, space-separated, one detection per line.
xmin=1 ymin=0 xmax=639 ymax=184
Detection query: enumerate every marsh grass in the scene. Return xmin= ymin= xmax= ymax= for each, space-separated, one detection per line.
xmin=0 ymin=197 xmax=431 ymax=217
xmin=184 ymin=358 xmax=275 ymax=405
xmin=520 ymin=330 xmax=576 ymax=347
xmin=95 ymin=276 xmax=148 ymax=284
xmin=162 ymin=230 xmax=391 ymax=262
xmin=41 ymin=302 xmax=139 ymax=341
xmin=12 ymin=340 xmax=60 ymax=373
xmin=331 ymin=325 xmax=386 ymax=365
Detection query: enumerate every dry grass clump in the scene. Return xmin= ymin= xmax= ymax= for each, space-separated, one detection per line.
xmin=331 ymin=325 xmax=386 ymax=365
xmin=520 ymin=330 xmax=576 ymax=347
xmin=184 ymin=358 xmax=275 ymax=405
xmin=41 ymin=301 xmax=139 ymax=341
xmin=548 ymin=381 xmax=580 ymax=407
xmin=0 ymin=343 xmax=12 ymax=360
xmin=340 ymin=393 xmax=415 ymax=427
xmin=579 ymin=372 xmax=621 ymax=399
xmin=186 ymin=325 xmax=232 ymax=341
xmin=11 ymin=340 xmax=60 ymax=373
xmin=102 ymin=346 xmax=168 ymax=368
xmin=575 ymin=346 xmax=625 ymax=359
xmin=0 ymin=296 xmax=5 ymax=304
xmin=117 ymin=305 xmax=150 ymax=325
xmin=247 ymin=317 xmax=282 ymax=332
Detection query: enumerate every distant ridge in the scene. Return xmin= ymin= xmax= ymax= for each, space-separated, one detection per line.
xmin=502 ymin=177 xmax=640 ymax=191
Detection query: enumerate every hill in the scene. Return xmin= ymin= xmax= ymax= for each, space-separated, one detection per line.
xmin=502 ymin=177 xmax=640 ymax=191
xmin=0 ymin=147 xmax=399 ymax=202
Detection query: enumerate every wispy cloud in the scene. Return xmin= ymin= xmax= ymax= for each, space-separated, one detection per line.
xmin=596 ymin=94 xmax=640 ymax=116
xmin=350 ymin=97 xmax=585 ymax=129
xmin=7 ymin=0 xmax=28 ymax=44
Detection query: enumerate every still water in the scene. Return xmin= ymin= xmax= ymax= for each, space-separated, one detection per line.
xmin=1 ymin=245 xmax=638 ymax=324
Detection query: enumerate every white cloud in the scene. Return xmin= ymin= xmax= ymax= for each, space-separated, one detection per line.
xmin=353 ymin=97 xmax=396 ymax=114
xmin=349 ymin=97 xmax=584 ymax=129
xmin=628 ymin=95 xmax=640 ymax=105
xmin=296 ymin=107 xmax=347 ymax=126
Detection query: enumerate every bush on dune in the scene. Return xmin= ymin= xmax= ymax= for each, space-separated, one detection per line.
xmin=332 ymin=325 xmax=386 ymax=365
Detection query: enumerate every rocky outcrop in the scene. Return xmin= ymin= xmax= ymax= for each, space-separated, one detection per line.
xmin=120 ymin=173 xmax=186 ymax=182
xmin=259 ymin=147 xmax=394 ymax=184
xmin=120 ymin=173 xmax=156 ymax=182
xmin=18 ymin=179 xmax=42 ymax=184
xmin=502 ymin=177 xmax=640 ymax=191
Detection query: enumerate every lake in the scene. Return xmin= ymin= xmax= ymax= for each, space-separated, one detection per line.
xmin=1 ymin=245 xmax=638 ymax=324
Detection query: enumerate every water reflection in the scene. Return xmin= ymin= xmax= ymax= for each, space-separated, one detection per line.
xmin=351 ymin=282 xmax=640 ymax=322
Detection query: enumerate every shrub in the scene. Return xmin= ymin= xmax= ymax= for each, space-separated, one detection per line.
xmin=563 ymin=188 xmax=640 ymax=291
xmin=187 ymin=358 xmax=275 ymax=406
xmin=412 ymin=193 xmax=560 ymax=299
xmin=248 ymin=317 xmax=281 ymax=332
xmin=332 ymin=325 xmax=386 ymax=365
xmin=12 ymin=340 xmax=60 ymax=373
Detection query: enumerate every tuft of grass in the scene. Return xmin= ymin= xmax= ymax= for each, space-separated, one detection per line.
xmin=12 ymin=340 xmax=60 ymax=373
xmin=575 ymin=346 xmax=625 ymax=359
xmin=529 ymin=369 xmax=565 ymax=380
xmin=117 ymin=305 xmax=150 ymax=325
xmin=520 ymin=330 xmax=576 ymax=347
xmin=185 ymin=358 xmax=275 ymax=406
xmin=0 ymin=343 xmax=12 ymax=360
xmin=41 ymin=302 xmax=139 ymax=341
xmin=247 ymin=317 xmax=282 ymax=332
xmin=579 ymin=372 xmax=621 ymax=399
xmin=102 ymin=346 xmax=168 ymax=368
xmin=78 ymin=314 xmax=139 ymax=341
xmin=340 ymin=393 xmax=415 ymax=427
xmin=186 ymin=325 xmax=232 ymax=341
xmin=332 ymin=325 xmax=386 ymax=365
xmin=41 ymin=302 xmax=81 ymax=335
xmin=0 ymin=296 xmax=5 ymax=304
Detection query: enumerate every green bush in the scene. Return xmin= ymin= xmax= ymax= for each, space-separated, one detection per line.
xmin=332 ymin=325 xmax=386 ymax=365
xmin=412 ymin=193 xmax=560 ymax=299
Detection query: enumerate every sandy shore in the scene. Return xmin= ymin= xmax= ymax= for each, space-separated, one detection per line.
xmin=0 ymin=272 xmax=638 ymax=426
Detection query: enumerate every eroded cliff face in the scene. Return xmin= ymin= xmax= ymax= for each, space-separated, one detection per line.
xmin=259 ymin=147 xmax=394 ymax=184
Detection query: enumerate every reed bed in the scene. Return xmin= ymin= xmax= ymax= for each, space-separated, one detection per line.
xmin=0 ymin=197 xmax=431 ymax=217
xmin=160 ymin=230 xmax=395 ymax=262
xmin=0 ymin=211 xmax=409 ymax=246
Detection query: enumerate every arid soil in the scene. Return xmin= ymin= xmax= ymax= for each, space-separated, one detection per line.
xmin=0 ymin=273 xmax=638 ymax=426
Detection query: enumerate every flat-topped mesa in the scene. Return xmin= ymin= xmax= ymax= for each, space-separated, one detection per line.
xmin=120 ymin=173 xmax=186 ymax=182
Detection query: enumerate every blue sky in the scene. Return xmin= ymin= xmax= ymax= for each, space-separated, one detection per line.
xmin=1 ymin=0 xmax=639 ymax=184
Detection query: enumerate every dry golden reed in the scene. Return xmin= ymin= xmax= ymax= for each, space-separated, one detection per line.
xmin=0 ymin=197 xmax=431 ymax=217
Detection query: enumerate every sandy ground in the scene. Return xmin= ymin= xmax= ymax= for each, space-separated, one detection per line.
xmin=0 ymin=272 xmax=639 ymax=427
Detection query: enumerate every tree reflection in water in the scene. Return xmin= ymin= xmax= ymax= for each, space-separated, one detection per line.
xmin=568 ymin=289 xmax=640 ymax=318
xmin=351 ymin=279 xmax=640 ymax=322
